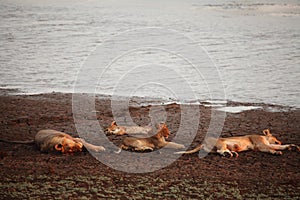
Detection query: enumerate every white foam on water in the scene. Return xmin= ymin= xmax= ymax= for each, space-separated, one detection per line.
xmin=216 ymin=106 xmax=262 ymax=113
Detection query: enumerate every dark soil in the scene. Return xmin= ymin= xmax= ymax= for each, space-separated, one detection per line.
xmin=0 ymin=92 xmax=299 ymax=199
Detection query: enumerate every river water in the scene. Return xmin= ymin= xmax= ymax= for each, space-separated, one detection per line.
xmin=0 ymin=0 xmax=299 ymax=108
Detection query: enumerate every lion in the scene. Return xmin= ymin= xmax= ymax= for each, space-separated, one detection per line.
xmin=0 ymin=129 xmax=105 ymax=154
xmin=116 ymin=122 xmax=185 ymax=152
xmin=105 ymin=121 xmax=151 ymax=135
xmin=175 ymin=129 xmax=300 ymax=157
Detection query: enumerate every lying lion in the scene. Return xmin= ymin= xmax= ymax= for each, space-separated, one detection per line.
xmin=175 ymin=129 xmax=300 ymax=157
xmin=0 ymin=129 xmax=105 ymax=154
xmin=116 ymin=122 xmax=185 ymax=152
xmin=105 ymin=121 xmax=151 ymax=135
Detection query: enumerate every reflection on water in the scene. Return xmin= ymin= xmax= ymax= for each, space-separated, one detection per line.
xmin=0 ymin=0 xmax=299 ymax=108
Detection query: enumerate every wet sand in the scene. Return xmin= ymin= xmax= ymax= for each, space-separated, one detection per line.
xmin=0 ymin=91 xmax=299 ymax=199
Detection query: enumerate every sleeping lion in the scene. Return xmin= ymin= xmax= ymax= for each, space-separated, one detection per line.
xmin=105 ymin=121 xmax=151 ymax=135
xmin=175 ymin=129 xmax=300 ymax=157
xmin=0 ymin=129 xmax=105 ymax=154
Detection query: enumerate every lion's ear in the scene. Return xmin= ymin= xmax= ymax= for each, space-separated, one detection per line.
xmin=263 ymin=129 xmax=271 ymax=136
xmin=160 ymin=123 xmax=167 ymax=129
xmin=55 ymin=143 xmax=63 ymax=151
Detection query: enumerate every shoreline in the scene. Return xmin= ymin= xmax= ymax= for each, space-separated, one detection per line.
xmin=0 ymin=88 xmax=296 ymax=113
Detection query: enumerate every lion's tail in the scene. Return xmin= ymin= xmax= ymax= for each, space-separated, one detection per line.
xmin=174 ymin=144 xmax=203 ymax=154
xmin=0 ymin=139 xmax=35 ymax=144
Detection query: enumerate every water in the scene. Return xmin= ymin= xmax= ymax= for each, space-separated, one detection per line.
xmin=0 ymin=0 xmax=299 ymax=108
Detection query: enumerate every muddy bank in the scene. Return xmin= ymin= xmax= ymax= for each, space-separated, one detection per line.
xmin=0 ymin=92 xmax=299 ymax=199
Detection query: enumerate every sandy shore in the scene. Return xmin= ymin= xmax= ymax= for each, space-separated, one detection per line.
xmin=0 ymin=91 xmax=299 ymax=199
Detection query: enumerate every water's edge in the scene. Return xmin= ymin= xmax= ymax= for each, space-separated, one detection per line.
xmin=1 ymin=88 xmax=295 ymax=114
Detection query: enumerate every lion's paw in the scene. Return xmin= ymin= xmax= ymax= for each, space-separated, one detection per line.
xmin=289 ymin=144 xmax=300 ymax=152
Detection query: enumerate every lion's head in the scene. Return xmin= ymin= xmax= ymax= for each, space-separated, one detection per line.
xmin=105 ymin=121 xmax=125 ymax=135
xmin=263 ymin=129 xmax=282 ymax=145
xmin=156 ymin=122 xmax=170 ymax=138
xmin=54 ymin=137 xmax=83 ymax=153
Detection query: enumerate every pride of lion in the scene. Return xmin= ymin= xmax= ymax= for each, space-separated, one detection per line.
xmin=1 ymin=121 xmax=299 ymax=157
xmin=108 ymin=121 xmax=299 ymax=156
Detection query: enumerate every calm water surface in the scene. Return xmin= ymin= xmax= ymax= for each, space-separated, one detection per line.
xmin=0 ymin=0 xmax=299 ymax=107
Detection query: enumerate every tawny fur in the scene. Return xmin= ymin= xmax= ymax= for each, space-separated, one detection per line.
xmin=116 ymin=123 xmax=185 ymax=152
xmin=106 ymin=121 xmax=151 ymax=135
xmin=175 ymin=129 xmax=300 ymax=157
xmin=1 ymin=129 xmax=105 ymax=154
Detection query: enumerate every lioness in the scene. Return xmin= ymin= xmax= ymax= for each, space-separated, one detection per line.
xmin=175 ymin=129 xmax=300 ymax=157
xmin=105 ymin=121 xmax=151 ymax=135
xmin=0 ymin=129 xmax=105 ymax=154
xmin=116 ymin=122 xmax=185 ymax=152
